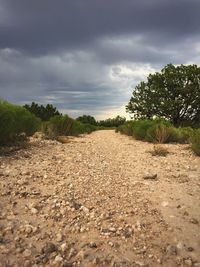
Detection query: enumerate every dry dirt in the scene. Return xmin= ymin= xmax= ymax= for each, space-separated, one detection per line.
xmin=0 ymin=130 xmax=200 ymax=267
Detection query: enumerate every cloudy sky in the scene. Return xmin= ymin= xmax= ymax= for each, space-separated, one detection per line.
xmin=0 ymin=0 xmax=200 ymax=119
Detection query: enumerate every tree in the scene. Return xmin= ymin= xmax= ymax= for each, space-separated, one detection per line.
xmin=24 ymin=102 xmax=61 ymax=121
xmin=76 ymin=115 xmax=97 ymax=125
xmin=98 ymin=116 xmax=126 ymax=127
xmin=126 ymin=64 xmax=200 ymax=126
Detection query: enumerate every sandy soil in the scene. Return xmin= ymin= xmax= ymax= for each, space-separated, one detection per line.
xmin=0 ymin=130 xmax=200 ymax=267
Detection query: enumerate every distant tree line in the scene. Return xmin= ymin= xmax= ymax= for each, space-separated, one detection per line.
xmin=24 ymin=102 xmax=61 ymax=121
xmin=76 ymin=115 xmax=126 ymax=127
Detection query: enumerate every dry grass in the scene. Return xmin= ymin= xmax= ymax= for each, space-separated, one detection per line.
xmin=149 ymin=145 xmax=169 ymax=157
xmin=154 ymin=125 xmax=170 ymax=143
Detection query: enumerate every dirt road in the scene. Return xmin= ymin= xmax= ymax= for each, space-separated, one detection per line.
xmin=0 ymin=130 xmax=200 ymax=267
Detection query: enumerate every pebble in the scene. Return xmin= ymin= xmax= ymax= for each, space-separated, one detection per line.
xmin=184 ymin=259 xmax=193 ymax=266
xmin=23 ymin=249 xmax=32 ymax=257
xmin=143 ymin=173 xmax=158 ymax=180
xmin=166 ymin=245 xmax=177 ymax=255
xmin=190 ymin=218 xmax=199 ymax=224
xmin=88 ymin=242 xmax=97 ymax=248
xmin=161 ymin=201 xmax=169 ymax=207
xmin=60 ymin=243 xmax=68 ymax=253
xmin=68 ymin=248 xmax=77 ymax=259
xmin=31 ymin=208 xmax=39 ymax=214
xmin=42 ymin=242 xmax=57 ymax=254
xmin=56 ymin=233 xmax=63 ymax=242
xmin=54 ymin=255 xmax=63 ymax=263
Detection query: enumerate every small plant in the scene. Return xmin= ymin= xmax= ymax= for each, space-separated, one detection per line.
xmin=146 ymin=123 xmax=171 ymax=143
xmin=190 ymin=129 xmax=200 ymax=156
xmin=149 ymin=145 xmax=169 ymax=157
xmin=42 ymin=115 xmax=73 ymax=139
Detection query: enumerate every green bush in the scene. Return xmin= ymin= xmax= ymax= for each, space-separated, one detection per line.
xmin=116 ymin=118 xmax=195 ymax=144
xmin=190 ymin=129 xmax=200 ymax=156
xmin=42 ymin=114 xmax=97 ymax=139
xmin=42 ymin=115 xmax=73 ymax=139
xmin=179 ymin=127 xmax=194 ymax=143
xmin=132 ymin=120 xmax=155 ymax=140
xmin=0 ymin=100 xmax=41 ymax=145
xmin=116 ymin=122 xmax=134 ymax=136
xmin=146 ymin=123 xmax=171 ymax=143
xmin=167 ymin=127 xmax=194 ymax=143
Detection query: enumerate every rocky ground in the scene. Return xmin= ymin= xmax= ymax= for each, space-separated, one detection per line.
xmin=0 ymin=130 xmax=200 ymax=267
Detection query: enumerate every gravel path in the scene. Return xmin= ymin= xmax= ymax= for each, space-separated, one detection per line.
xmin=0 ymin=130 xmax=200 ymax=267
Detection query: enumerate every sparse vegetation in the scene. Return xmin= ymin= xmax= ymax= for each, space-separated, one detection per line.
xmin=117 ymin=119 xmax=173 ymax=143
xmin=149 ymin=145 xmax=169 ymax=157
xmin=117 ymin=119 xmax=200 ymax=156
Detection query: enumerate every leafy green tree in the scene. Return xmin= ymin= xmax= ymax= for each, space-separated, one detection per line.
xmin=76 ymin=115 xmax=97 ymax=125
xmin=126 ymin=64 xmax=200 ymax=126
xmin=24 ymin=102 xmax=61 ymax=121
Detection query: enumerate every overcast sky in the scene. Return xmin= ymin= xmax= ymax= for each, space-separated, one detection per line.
xmin=0 ymin=0 xmax=200 ymax=119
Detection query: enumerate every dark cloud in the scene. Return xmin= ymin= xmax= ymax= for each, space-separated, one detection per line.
xmin=0 ymin=0 xmax=200 ymax=55
xmin=0 ymin=0 xmax=200 ymax=118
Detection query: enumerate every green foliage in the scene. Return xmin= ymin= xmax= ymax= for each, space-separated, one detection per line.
xmin=116 ymin=122 xmax=133 ymax=136
xmin=42 ymin=114 xmax=97 ymax=139
xmin=126 ymin=64 xmax=200 ymax=126
xmin=76 ymin=115 xmax=96 ymax=125
xmin=0 ymin=100 xmax=41 ymax=145
xmin=98 ymin=116 xmax=126 ymax=128
xmin=132 ymin=120 xmax=156 ymax=140
xmin=24 ymin=102 xmax=61 ymax=121
xmin=42 ymin=115 xmax=73 ymax=139
xmin=71 ymin=121 xmax=96 ymax=136
xmin=190 ymin=129 xmax=200 ymax=156
xmin=168 ymin=127 xmax=194 ymax=143
xmin=146 ymin=123 xmax=171 ymax=143
xmin=117 ymin=119 xmax=194 ymax=144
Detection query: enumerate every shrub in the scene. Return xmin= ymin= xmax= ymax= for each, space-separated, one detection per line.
xmin=42 ymin=115 xmax=97 ymax=139
xmin=42 ymin=115 xmax=73 ymax=139
xmin=131 ymin=120 xmax=155 ymax=140
xmin=149 ymin=145 xmax=169 ymax=157
xmin=146 ymin=123 xmax=171 ymax=143
xmin=131 ymin=119 xmax=171 ymax=143
xmin=179 ymin=127 xmax=194 ymax=143
xmin=167 ymin=127 xmax=194 ymax=143
xmin=0 ymin=100 xmax=41 ymax=145
xmin=70 ymin=121 xmax=95 ymax=136
xmin=190 ymin=129 xmax=200 ymax=156
xmin=116 ymin=122 xmax=134 ymax=136
xmin=116 ymin=118 xmax=196 ymax=146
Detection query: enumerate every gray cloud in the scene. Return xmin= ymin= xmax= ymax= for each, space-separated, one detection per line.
xmin=1 ymin=0 xmax=200 ymax=55
xmin=0 ymin=0 xmax=200 ymax=119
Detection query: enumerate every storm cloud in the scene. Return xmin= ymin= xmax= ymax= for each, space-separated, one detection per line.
xmin=0 ymin=0 xmax=200 ymax=118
